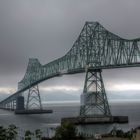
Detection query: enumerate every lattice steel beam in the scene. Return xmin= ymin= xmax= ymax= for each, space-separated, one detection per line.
xmin=26 ymin=85 xmax=42 ymax=110
xmin=1 ymin=21 xmax=140 ymax=106
xmin=80 ymin=68 xmax=111 ymax=117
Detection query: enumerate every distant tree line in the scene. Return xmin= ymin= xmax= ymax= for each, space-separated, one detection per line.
xmin=0 ymin=123 xmax=133 ymax=140
xmin=0 ymin=123 xmax=85 ymax=140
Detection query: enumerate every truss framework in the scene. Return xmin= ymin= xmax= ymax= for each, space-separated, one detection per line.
xmin=80 ymin=68 xmax=111 ymax=117
xmin=26 ymin=85 xmax=42 ymax=110
xmin=1 ymin=21 xmax=140 ymax=110
xmin=18 ymin=22 xmax=140 ymax=92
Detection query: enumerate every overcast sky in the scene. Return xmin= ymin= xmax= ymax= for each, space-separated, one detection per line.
xmin=1 ymin=0 xmax=140 ymax=102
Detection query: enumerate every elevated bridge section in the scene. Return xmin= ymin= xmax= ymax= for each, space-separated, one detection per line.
xmin=0 ymin=22 xmax=140 ymax=116
xmin=18 ymin=22 xmax=140 ymax=92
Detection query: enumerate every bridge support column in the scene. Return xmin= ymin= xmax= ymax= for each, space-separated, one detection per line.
xmin=80 ymin=68 xmax=111 ymax=117
xmin=13 ymin=99 xmax=16 ymax=110
xmin=26 ymin=84 xmax=42 ymax=110
xmin=10 ymin=101 xmax=12 ymax=110
xmin=7 ymin=103 xmax=10 ymax=110
xmin=11 ymin=100 xmax=15 ymax=110
xmin=12 ymin=100 xmax=14 ymax=110
xmin=5 ymin=104 xmax=7 ymax=109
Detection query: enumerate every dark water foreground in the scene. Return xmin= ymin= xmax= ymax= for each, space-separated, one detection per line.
xmin=0 ymin=102 xmax=139 ymax=137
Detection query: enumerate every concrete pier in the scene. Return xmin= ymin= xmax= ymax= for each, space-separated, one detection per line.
xmin=61 ymin=116 xmax=128 ymax=124
xmin=15 ymin=109 xmax=53 ymax=114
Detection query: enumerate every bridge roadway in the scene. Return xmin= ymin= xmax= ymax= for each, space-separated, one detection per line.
xmin=1 ymin=62 xmax=140 ymax=106
xmin=0 ymin=21 xmax=140 ymax=113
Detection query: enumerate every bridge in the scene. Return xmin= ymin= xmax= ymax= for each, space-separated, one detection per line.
xmin=0 ymin=22 xmax=140 ymax=117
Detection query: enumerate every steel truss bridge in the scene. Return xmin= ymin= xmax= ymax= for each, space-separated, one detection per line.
xmin=0 ymin=22 xmax=140 ymax=116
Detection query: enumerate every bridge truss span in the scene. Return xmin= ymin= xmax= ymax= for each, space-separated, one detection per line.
xmin=18 ymin=22 xmax=140 ymax=91
xmin=1 ymin=21 xmax=140 ymax=116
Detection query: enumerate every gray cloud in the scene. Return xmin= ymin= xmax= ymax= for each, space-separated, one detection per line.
xmin=0 ymin=0 xmax=140 ymax=100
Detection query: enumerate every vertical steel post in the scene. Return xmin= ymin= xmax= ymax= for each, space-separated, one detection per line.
xmin=10 ymin=101 xmax=12 ymax=110
xmin=26 ymin=84 xmax=42 ymax=110
xmin=13 ymin=99 xmax=16 ymax=110
xmin=80 ymin=68 xmax=111 ymax=117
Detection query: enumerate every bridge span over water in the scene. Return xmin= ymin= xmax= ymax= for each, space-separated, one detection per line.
xmin=0 ymin=22 xmax=140 ymax=116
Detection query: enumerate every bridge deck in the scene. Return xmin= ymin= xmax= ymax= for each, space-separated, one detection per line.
xmin=1 ymin=21 xmax=140 ymax=108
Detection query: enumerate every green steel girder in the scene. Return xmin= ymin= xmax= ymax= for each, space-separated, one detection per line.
xmin=1 ymin=21 xmax=140 ymax=105
xmin=80 ymin=69 xmax=111 ymax=117
xmin=26 ymin=84 xmax=42 ymax=110
xmin=18 ymin=22 xmax=140 ymax=91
